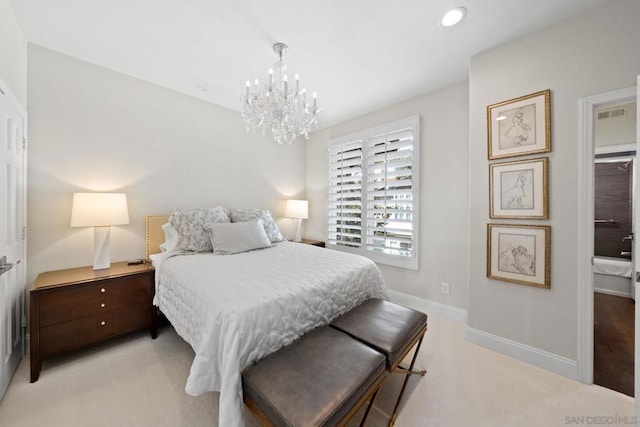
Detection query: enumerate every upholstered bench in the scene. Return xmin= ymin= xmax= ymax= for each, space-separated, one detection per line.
xmin=242 ymin=326 xmax=386 ymax=427
xmin=330 ymin=299 xmax=428 ymax=426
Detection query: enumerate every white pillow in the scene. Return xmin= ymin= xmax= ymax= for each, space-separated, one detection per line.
xmin=205 ymin=219 xmax=272 ymax=255
xmin=229 ymin=208 xmax=284 ymax=243
xmin=159 ymin=222 xmax=179 ymax=252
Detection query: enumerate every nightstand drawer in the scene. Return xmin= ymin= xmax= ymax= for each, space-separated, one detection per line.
xmin=39 ymin=302 xmax=153 ymax=358
xmin=38 ymin=275 xmax=153 ymax=327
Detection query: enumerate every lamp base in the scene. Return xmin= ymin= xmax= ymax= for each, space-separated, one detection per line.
xmin=93 ymin=226 xmax=111 ymax=270
xmin=292 ymin=218 xmax=302 ymax=242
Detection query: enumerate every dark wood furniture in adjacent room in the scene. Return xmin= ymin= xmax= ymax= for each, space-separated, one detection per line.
xmin=30 ymin=262 xmax=156 ymax=382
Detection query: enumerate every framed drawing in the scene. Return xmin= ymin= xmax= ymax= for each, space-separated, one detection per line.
xmin=489 ymin=157 xmax=548 ymax=219
xmin=487 ymin=89 xmax=551 ymax=160
xmin=487 ymin=223 xmax=551 ymax=289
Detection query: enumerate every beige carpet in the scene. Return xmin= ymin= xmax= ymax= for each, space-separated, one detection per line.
xmin=0 ymin=312 xmax=633 ymax=426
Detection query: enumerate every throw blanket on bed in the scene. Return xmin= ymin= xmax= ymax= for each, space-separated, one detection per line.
xmin=151 ymin=242 xmax=387 ymax=427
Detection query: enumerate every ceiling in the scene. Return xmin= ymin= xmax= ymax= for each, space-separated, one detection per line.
xmin=9 ymin=0 xmax=613 ymax=129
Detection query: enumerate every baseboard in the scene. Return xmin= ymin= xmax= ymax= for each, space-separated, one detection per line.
xmin=387 ymin=290 xmax=467 ymax=323
xmin=382 ymin=290 xmax=579 ymax=380
xmin=594 ymin=287 xmax=632 ymax=298
xmin=465 ymin=327 xmax=578 ymax=380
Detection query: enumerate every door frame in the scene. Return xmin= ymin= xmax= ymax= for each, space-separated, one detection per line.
xmin=577 ymin=86 xmax=636 ymax=384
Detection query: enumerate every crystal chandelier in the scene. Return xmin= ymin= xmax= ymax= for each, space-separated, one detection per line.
xmin=241 ymin=43 xmax=319 ymax=144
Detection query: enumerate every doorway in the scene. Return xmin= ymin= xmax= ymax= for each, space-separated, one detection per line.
xmin=592 ymin=103 xmax=636 ymax=396
xmin=578 ymin=87 xmax=637 ymax=391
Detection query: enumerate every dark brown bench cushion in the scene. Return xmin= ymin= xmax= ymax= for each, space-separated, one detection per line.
xmin=330 ymin=298 xmax=427 ymax=367
xmin=242 ymin=326 xmax=385 ymax=426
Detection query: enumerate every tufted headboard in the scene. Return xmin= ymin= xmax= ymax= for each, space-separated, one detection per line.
xmin=145 ymin=215 xmax=170 ymax=259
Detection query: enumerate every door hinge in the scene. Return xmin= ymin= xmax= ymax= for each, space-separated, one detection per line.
xmin=21 ymin=315 xmax=27 ymax=328
xmin=22 ymin=137 xmax=26 ymax=150
xmin=22 ymin=226 xmax=26 ymax=240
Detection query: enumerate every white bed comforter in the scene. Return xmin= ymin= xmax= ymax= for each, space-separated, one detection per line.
xmin=151 ymin=242 xmax=387 ymax=427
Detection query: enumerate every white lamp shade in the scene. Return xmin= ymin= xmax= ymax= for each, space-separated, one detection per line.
xmin=70 ymin=193 xmax=130 ymax=227
xmin=285 ymin=199 xmax=308 ymax=219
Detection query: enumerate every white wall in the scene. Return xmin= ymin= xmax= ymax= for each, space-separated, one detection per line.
xmin=306 ymin=82 xmax=469 ymax=309
xmin=27 ymin=45 xmax=306 ymax=285
xmin=468 ymin=0 xmax=640 ymax=363
xmin=595 ymin=102 xmax=636 ymax=147
xmin=0 ymin=0 xmax=27 ymax=106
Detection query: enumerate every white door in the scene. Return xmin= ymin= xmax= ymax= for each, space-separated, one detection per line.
xmin=0 ymin=81 xmax=27 ymax=401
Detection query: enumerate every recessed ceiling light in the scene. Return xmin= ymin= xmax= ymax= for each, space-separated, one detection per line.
xmin=441 ymin=7 xmax=467 ymax=27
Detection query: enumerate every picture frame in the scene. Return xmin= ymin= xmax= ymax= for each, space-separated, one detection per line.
xmin=487 ymin=89 xmax=551 ymax=160
xmin=487 ymin=223 xmax=551 ymax=289
xmin=489 ymin=157 xmax=548 ymax=219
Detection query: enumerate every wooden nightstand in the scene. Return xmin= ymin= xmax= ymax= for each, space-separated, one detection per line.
xmin=300 ymin=239 xmax=325 ymax=248
xmin=30 ymin=262 xmax=157 ymax=383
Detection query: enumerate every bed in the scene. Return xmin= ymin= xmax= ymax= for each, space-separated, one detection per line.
xmin=145 ymin=213 xmax=388 ymax=427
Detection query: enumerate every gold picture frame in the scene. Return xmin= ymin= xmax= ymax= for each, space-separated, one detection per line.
xmin=487 ymin=223 xmax=551 ymax=289
xmin=487 ymin=89 xmax=551 ymax=160
xmin=489 ymin=157 xmax=549 ymax=219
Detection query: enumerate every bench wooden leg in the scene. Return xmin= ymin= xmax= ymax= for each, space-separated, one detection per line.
xmin=396 ymin=366 xmax=427 ymax=376
xmin=389 ymin=334 xmax=426 ymax=427
xmin=339 ymin=374 xmax=386 ymax=427
xmin=358 ymin=385 xmax=382 ymax=427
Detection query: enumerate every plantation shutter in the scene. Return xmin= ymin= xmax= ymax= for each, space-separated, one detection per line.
xmin=366 ymin=120 xmax=416 ymax=260
xmin=327 ymin=116 xmax=419 ymax=270
xmin=328 ymin=136 xmax=363 ymax=248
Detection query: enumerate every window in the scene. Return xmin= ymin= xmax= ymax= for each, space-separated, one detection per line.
xmin=327 ymin=116 xmax=419 ymax=270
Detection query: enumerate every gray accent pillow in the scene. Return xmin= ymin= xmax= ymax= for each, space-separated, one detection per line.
xmin=205 ymin=219 xmax=272 ymax=255
xmin=229 ymin=208 xmax=284 ymax=243
xmin=169 ymin=206 xmax=230 ymax=252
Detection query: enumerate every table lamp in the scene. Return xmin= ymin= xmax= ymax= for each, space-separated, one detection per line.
xmin=285 ymin=199 xmax=308 ymax=242
xmin=70 ymin=192 xmax=129 ymax=270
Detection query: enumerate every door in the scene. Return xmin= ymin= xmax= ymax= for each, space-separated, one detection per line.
xmin=0 ymin=81 xmax=27 ymax=401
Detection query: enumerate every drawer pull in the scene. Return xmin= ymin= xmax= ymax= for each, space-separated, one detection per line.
xmin=100 ymin=288 xmax=106 ymax=293
xmin=100 ymin=303 xmax=106 ymax=308
xmin=101 ymin=321 xmax=106 ymax=326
